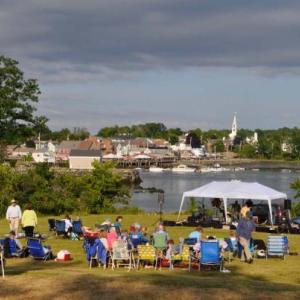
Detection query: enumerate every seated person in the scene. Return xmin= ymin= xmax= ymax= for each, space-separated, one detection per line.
xmin=224 ymin=230 xmax=238 ymax=255
xmin=120 ymin=229 xmax=134 ymax=250
xmin=188 ymin=226 xmax=203 ymax=242
xmin=3 ymin=231 xmax=23 ymax=257
xmin=165 ymin=239 xmax=179 ymax=261
xmin=153 ymin=224 xmax=169 ymax=250
xmin=107 ymin=227 xmax=118 ymax=250
xmin=63 ymin=215 xmax=73 ymax=235
xmin=99 ymin=230 xmax=109 ymax=251
xmin=129 ymin=227 xmax=148 ymax=248
xmin=114 ymin=216 xmax=123 ymax=235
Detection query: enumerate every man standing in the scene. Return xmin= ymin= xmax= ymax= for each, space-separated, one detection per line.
xmin=236 ymin=212 xmax=256 ymax=263
xmin=6 ymin=199 xmax=22 ymax=236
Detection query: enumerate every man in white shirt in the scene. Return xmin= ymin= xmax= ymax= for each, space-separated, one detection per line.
xmin=6 ymin=199 xmax=22 ymax=236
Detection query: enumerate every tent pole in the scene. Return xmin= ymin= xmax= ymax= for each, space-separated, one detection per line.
xmin=177 ymin=195 xmax=186 ymax=222
xmin=268 ymin=199 xmax=273 ymax=226
xmin=223 ymin=198 xmax=228 ymax=224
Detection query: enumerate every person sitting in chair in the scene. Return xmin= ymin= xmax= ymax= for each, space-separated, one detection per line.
xmin=3 ymin=231 xmax=23 ymax=258
xmin=188 ymin=226 xmax=203 ymax=242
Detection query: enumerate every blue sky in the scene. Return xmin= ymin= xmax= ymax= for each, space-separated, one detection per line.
xmin=1 ymin=0 xmax=300 ymax=133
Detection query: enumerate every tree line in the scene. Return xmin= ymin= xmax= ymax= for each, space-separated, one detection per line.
xmin=0 ymin=161 xmax=130 ymax=217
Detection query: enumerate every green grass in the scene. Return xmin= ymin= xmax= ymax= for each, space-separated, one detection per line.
xmin=1 ymin=214 xmax=300 ymax=300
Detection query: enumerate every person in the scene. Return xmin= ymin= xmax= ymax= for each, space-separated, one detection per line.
xmin=99 ymin=230 xmax=109 ymax=251
xmin=120 ymin=229 xmax=134 ymax=250
xmin=153 ymin=223 xmax=169 ymax=250
xmin=107 ymin=226 xmax=118 ymax=250
xmin=236 ymin=212 xmax=256 ymax=263
xmin=6 ymin=199 xmax=22 ymax=236
xmin=231 ymin=201 xmax=241 ymax=221
xmin=188 ymin=226 xmax=203 ymax=242
xmin=114 ymin=216 xmax=123 ymax=235
xmin=63 ymin=215 xmax=73 ymax=235
xmin=225 ymin=230 xmax=238 ymax=255
xmin=3 ymin=231 xmax=23 ymax=257
xmin=165 ymin=239 xmax=177 ymax=261
xmin=21 ymin=204 xmax=38 ymax=237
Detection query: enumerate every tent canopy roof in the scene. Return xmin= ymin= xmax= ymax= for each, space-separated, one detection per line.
xmin=183 ymin=180 xmax=287 ymax=201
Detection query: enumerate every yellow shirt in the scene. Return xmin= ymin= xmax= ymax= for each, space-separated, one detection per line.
xmin=240 ymin=206 xmax=250 ymax=218
xmin=22 ymin=210 xmax=38 ymax=227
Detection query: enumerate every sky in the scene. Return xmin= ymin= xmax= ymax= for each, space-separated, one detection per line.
xmin=1 ymin=0 xmax=300 ymax=133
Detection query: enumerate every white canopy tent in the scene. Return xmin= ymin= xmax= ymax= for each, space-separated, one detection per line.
xmin=177 ymin=181 xmax=287 ymax=225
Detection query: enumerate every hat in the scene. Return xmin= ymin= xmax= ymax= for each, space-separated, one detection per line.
xmin=11 ymin=199 xmax=16 ymax=203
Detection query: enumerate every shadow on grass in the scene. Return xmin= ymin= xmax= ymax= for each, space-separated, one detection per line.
xmin=1 ymin=259 xmax=300 ymax=299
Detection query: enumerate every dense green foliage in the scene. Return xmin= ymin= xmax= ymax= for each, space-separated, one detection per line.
xmin=0 ymin=55 xmax=46 ymax=144
xmin=98 ymin=123 xmax=183 ymax=141
xmin=291 ymin=179 xmax=300 ymax=216
xmin=0 ymin=161 xmax=130 ymax=216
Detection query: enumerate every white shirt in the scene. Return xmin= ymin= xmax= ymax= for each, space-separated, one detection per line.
xmin=6 ymin=205 xmax=22 ymax=220
xmin=64 ymin=219 xmax=73 ymax=232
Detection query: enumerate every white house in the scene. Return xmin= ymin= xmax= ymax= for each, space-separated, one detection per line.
xmin=32 ymin=149 xmax=55 ymax=163
xmin=69 ymin=149 xmax=102 ymax=170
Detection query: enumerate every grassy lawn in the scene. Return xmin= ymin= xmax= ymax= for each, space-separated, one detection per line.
xmin=1 ymin=214 xmax=300 ymax=300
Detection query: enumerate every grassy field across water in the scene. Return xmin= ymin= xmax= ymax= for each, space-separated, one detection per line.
xmin=1 ymin=214 xmax=300 ymax=300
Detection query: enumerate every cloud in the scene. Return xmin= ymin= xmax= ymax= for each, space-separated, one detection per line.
xmin=1 ymin=0 xmax=300 ymax=82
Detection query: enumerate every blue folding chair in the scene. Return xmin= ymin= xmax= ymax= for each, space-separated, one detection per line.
xmin=184 ymin=238 xmax=197 ymax=246
xmin=200 ymin=240 xmax=223 ymax=271
xmin=55 ymin=220 xmax=66 ymax=236
xmin=266 ymin=235 xmax=287 ymax=260
xmin=0 ymin=242 xmax=5 ymax=278
xmin=27 ymin=238 xmax=51 ymax=261
xmin=72 ymin=220 xmax=83 ymax=235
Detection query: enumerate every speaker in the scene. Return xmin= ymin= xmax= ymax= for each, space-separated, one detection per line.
xmin=284 ymin=199 xmax=292 ymax=210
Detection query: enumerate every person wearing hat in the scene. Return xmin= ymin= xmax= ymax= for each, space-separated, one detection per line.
xmin=6 ymin=199 xmax=22 ymax=236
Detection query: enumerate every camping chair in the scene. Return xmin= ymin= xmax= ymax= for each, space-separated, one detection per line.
xmin=84 ymin=238 xmax=107 ymax=269
xmin=27 ymin=238 xmax=51 ymax=261
xmin=184 ymin=238 xmax=197 ymax=247
xmin=0 ymin=243 xmax=5 ymax=278
xmin=55 ymin=220 xmax=66 ymax=236
xmin=48 ymin=219 xmax=56 ymax=231
xmin=200 ymin=240 xmax=223 ymax=271
xmin=153 ymin=232 xmax=168 ymax=270
xmin=137 ymin=244 xmax=156 ymax=270
xmin=266 ymin=235 xmax=287 ymax=260
xmin=111 ymin=240 xmax=133 ymax=270
xmin=171 ymin=245 xmax=191 ymax=270
xmin=72 ymin=220 xmax=83 ymax=236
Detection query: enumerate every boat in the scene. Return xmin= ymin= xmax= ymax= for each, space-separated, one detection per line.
xmin=200 ymin=164 xmax=230 ymax=173
xmin=172 ymin=164 xmax=195 ymax=173
xmin=234 ymin=167 xmax=245 ymax=172
xmin=149 ymin=167 xmax=164 ymax=173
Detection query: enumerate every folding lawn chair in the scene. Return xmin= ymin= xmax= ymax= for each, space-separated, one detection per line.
xmin=266 ymin=235 xmax=287 ymax=260
xmin=27 ymin=238 xmax=51 ymax=261
xmin=55 ymin=220 xmax=66 ymax=236
xmin=200 ymin=240 xmax=223 ymax=271
xmin=84 ymin=238 xmax=107 ymax=269
xmin=171 ymin=244 xmax=191 ymax=270
xmin=48 ymin=219 xmax=56 ymax=231
xmin=72 ymin=220 xmax=83 ymax=236
xmin=111 ymin=240 xmax=133 ymax=270
xmin=0 ymin=244 xmax=5 ymax=278
xmin=137 ymin=244 xmax=156 ymax=270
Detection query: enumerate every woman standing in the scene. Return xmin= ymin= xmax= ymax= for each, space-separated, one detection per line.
xmin=21 ymin=204 xmax=38 ymax=237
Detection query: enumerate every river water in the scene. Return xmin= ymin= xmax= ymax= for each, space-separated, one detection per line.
xmin=131 ymin=169 xmax=300 ymax=212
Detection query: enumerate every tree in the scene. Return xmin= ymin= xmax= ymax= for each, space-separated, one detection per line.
xmin=214 ymin=140 xmax=225 ymax=152
xmin=0 ymin=55 xmax=45 ymax=144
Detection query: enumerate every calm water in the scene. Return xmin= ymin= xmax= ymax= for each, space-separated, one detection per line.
xmin=131 ymin=169 xmax=300 ymax=212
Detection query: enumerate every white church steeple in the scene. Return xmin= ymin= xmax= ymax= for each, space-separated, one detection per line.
xmin=229 ymin=112 xmax=237 ymax=141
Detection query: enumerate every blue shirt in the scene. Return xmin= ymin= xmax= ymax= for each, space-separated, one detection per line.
xmin=189 ymin=231 xmax=201 ymax=242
